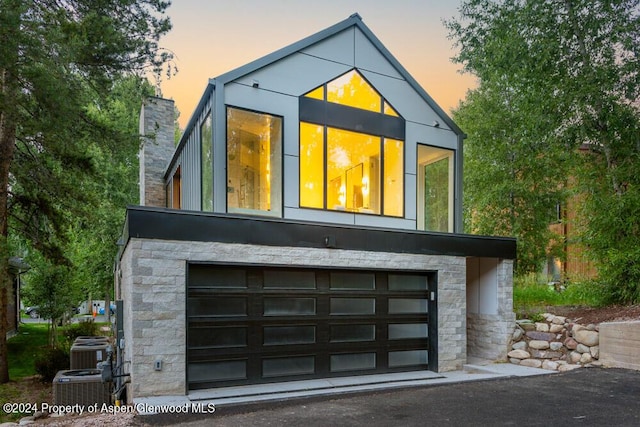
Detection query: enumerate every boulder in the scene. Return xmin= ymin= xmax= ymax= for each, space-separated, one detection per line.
xmin=580 ymin=353 xmax=593 ymax=364
xmin=564 ymin=337 xmax=578 ymax=350
xmin=550 ymin=324 xmax=565 ymax=334
xmin=530 ymin=349 xmax=563 ymax=359
xmin=512 ymin=341 xmax=527 ymax=351
xmin=590 ymin=346 xmax=599 ymax=359
xmin=529 ymin=340 xmax=550 ymax=350
xmin=551 ymin=316 xmax=567 ymax=325
xmin=520 ymin=322 xmax=536 ymax=332
xmin=558 ymin=363 xmax=581 ymax=372
xmin=513 ymin=327 xmax=524 ymax=341
xmin=549 ymin=342 xmax=564 ymax=351
xmin=574 ymin=330 xmax=599 ymax=346
xmin=535 ymin=322 xmax=550 ymax=332
xmin=570 ymin=324 xmax=585 ymax=334
xmin=520 ymin=358 xmax=543 ymax=368
xmin=508 ymin=349 xmax=531 ymax=359
xmin=576 ymin=344 xmax=590 ymax=354
xmin=569 ymin=351 xmax=582 ymax=364
xmin=526 ymin=331 xmax=556 ymax=341
xmin=542 ymin=360 xmax=559 ymax=371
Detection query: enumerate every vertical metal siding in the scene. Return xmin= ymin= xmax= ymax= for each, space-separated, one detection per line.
xmin=172 ymin=91 xmax=214 ymax=211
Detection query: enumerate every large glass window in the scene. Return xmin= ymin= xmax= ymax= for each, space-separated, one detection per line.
xmin=417 ymin=145 xmax=454 ymax=232
xmin=227 ymin=107 xmax=282 ymax=216
xmin=299 ymin=70 xmax=404 ymax=217
xmin=201 ymin=113 xmax=213 ymax=211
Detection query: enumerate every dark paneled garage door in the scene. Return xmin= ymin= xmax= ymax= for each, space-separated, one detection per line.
xmin=187 ymin=264 xmax=437 ymax=390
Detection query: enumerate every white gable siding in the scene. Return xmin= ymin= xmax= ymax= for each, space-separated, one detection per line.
xmin=361 ymin=70 xmax=451 ymax=131
xmin=233 ymin=52 xmax=352 ymax=97
xmin=354 ymin=29 xmax=403 ymax=79
xmin=301 ymin=27 xmax=356 ymax=66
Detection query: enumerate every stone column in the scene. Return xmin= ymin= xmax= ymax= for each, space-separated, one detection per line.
xmin=139 ymin=97 xmax=175 ymax=207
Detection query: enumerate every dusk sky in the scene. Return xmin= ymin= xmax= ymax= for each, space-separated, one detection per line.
xmin=159 ymin=0 xmax=476 ymax=128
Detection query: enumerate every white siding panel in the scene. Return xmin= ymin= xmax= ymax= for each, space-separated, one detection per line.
xmin=405 ymin=173 xmax=417 ymax=222
xmin=354 ymin=29 xmax=402 ymax=79
xmin=406 ymin=121 xmax=458 ymax=152
xmin=234 ymin=53 xmax=351 ymax=96
xmin=301 ymin=28 xmax=355 ymax=66
xmin=361 ymin=70 xmax=447 ymax=128
xmin=354 ymin=215 xmax=416 ymax=230
xmin=283 ymin=154 xmax=299 ymax=209
xmin=225 ymin=83 xmax=297 ymax=117
xmin=284 ymin=207 xmax=356 ymax=226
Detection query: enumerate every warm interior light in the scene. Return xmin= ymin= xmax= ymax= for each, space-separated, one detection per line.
xmin=338 ymin=184 xmax=346 ymax=206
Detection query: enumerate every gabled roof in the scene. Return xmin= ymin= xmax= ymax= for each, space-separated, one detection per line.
xmin=173 ymin=13 xmax=464 ymax=174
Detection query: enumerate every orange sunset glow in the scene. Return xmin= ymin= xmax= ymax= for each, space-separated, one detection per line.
xmin=159 ymin=1 xmax=476 ymax=129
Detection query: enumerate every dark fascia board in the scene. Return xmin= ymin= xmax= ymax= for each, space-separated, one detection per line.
xmin=121 ymin=206 xmax=516 ymax=260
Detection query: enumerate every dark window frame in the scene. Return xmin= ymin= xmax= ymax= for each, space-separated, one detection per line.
xmin=299 ymin=69 xmax=406 ymax=218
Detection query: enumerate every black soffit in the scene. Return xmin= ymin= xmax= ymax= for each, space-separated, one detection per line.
xmin=123 ymin=206 xmax=516 ymax=260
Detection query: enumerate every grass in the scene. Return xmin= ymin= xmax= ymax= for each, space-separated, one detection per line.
xmin=7 ymin=324 xmax=50 ymax=380
xmin=514 ymin=273 xmax=606 ymax=317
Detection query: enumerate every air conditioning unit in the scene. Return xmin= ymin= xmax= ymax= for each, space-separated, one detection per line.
xmin=74 ymin=336 xmax=109 ymax=343
xmin=53 ymin=369 xmax=111 ymax=406
xmin=70 ymin=341 xmax=109 ymax=369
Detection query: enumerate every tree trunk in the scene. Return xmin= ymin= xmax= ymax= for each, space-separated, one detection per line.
xmin=0 ymin=67 xmax=18 ymax=383
xmin=0 ymin=1 xmax=22 ymax=383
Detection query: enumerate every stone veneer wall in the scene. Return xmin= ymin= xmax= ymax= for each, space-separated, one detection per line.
xmin=119 ymin=238 xmax=469 ymax=400
xmin=139 ymin=97 xmax=175 ymax=207
xmin=466 ymin=260 xmax=515 ymax=361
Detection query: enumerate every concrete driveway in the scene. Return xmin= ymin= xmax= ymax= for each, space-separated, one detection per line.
xmin=142 ymin=368 xmax=640 ymax=426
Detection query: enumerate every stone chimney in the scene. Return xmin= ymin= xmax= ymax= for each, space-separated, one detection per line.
xmin=139 ymin=97 xmax=175 ymax=207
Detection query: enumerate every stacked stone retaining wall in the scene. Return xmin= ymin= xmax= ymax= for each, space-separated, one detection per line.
xmin=508 ymin=313 xmax=599 ymax=371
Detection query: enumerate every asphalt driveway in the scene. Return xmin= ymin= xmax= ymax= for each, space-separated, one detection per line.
xmin=143 ymin=367 xmax=640 ymax=426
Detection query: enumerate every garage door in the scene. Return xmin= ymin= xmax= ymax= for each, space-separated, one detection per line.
xmin=186 ymin=264 xmax=437 ymax=390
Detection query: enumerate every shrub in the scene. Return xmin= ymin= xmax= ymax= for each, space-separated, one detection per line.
xmin=63 ymin=320 xmax=100 ymax=343
xmin=34 ymin=347 xmax=69 ymax=382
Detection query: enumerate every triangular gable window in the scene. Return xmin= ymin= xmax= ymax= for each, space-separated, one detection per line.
xmin=304 ymin=70 xmax=399 ymax=117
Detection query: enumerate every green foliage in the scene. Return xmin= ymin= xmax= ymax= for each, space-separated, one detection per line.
xmin=0 ymin=1 xmax=172 ymax=381
xmin=63 ymin=320 xmax=101 ymax=344
xmin=513 ymin=273 xmax=608 ymax=316
xmin=34 ymin=347 xmax=69 ymax=383
xmin=454 ymin=83 xmax=570 ymax=274
xmin=21 ymin=256 xmax=80 ymax=323
xmin=447 ymin=0 xmax=640 ymax=299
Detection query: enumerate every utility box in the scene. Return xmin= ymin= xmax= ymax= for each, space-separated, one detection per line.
xmin=70 ymin=341 xmax=109 ymax=370
xmin=53 ymin=369 xmax=111 ymax=406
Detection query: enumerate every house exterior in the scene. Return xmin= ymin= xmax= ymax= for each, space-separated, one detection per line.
xmin=116 ymin=14 xmax=516 ymax=401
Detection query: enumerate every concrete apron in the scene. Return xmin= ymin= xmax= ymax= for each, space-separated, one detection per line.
xmin=134 ymin=361 xmax=555 ymax=415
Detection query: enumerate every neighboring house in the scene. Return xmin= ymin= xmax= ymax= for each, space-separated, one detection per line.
xmin=7 ymin=257 xmax=29 ymax=337
xmin=546 ymin=147 xmax=598 ymax=283
xmin=115 ymin=14 xmax=516 ymax=401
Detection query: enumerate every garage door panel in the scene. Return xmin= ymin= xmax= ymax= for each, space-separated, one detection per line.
xmin=187 ymin=264 xmax=436 ymax=390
